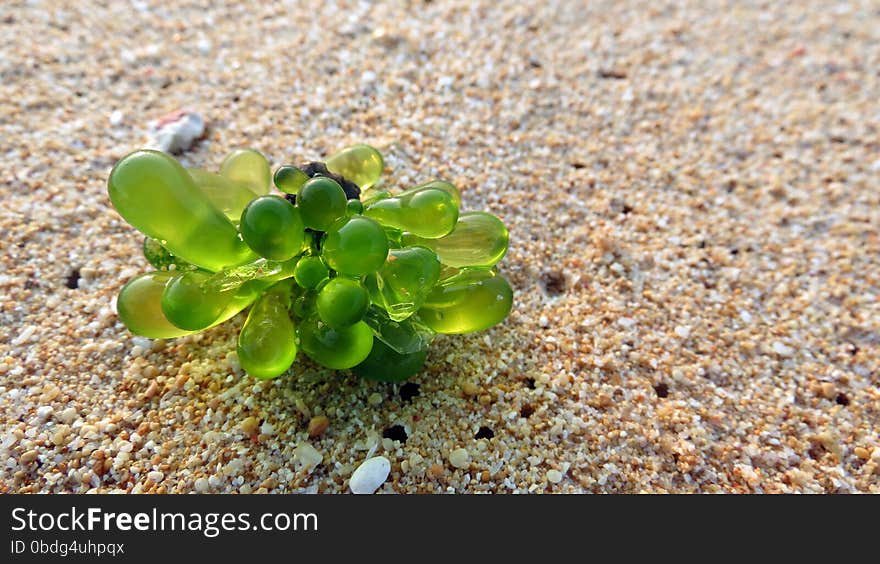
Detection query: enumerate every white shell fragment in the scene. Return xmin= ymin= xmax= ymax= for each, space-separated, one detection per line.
xmin=349 ymin=456 xmax=391 ymax=494
xmin=146 ymin=109 xmax=205 ymax=154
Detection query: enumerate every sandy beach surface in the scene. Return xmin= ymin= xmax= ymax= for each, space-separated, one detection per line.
xmin=1 ymin=0 xmax=878 ymax=493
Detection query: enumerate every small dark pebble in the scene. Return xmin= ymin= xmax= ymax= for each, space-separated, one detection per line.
xmin=299 ymin=161 xmax=361 ymax=200
xmin=24 ymin=279 xmax=39 ymax=290
xmin=382 ymin=424 xmax=408 ymax=443
xmin=474 ymin=426 xmax=494 ymax=440
xmin=541 ymin=270 xmax=566 ymax=297
xmin=835 ymin=393 xmax=850 ymax=406
xmin=571 ymin=162 xmax=586 ymax=169
xmin=65 ymin=268 xmax=81 ymax=289
xmin=598 ymin=68 xmax=627 ymax=79
xmin=654 ymin=382 xmax=669 ymax=398
xmin=399 ymin=382 xmax=420 ymax=402
xmin=520 ymin=404 xmax=535 ymax=418
xmin=524 ymin=377 xmax=536 ymax=389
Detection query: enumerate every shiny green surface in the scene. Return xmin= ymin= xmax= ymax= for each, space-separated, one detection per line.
xmin=299 ymin=318 xmax=373 ymax=370
xmin=402 ymin=211 xmax=508 ymax=268
xmin=187 ymin=168 xmax=256 ymax=222
xmin=346 ymin=198 xmax=364 ymax=215
xmin=325 ymin=143 xmax=384 ymax=189
xmin=108 ymin=150 xmax=256 ymax=271
xmin=353 ymin=339 xmax=428 ymax=382
xmin=401 ymin=180 xmax=461 ymax=208
xmin=419 ymin=268 xmax=513 ymax=334
xmin=273 ymin=165 xmax=309 ymax=194
xmin=239 ymin=196 xmax=305 ymax=261
xmin=116 ymin=272 xmax=195 ymax=339
xmin=293 ymin=256 xmax=329 ymax=289
xmin=161 ymin=270 xmax=233 ymax=331
xmin=237 ymin=283 xmax=297 ymax=379
xmin=316 ymin=277 xmax=370 ymax=329
xmin=220 ymin=148 xmax=271 ymax=195
xmin=362 ymin=306 xmax=435 ymax=355
xmin=365 ymin=187 xmax=458 ymax=239
xmin=297 ymin=177 xmax=347 ymax=231
xmin=365 ymin=246 xmax=441 ymax=321
xmin=322 ymin=216 xmax=389 ymax=276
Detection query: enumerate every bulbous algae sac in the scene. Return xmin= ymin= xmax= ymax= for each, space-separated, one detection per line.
xmin=418 ymin=268 xmax=513 ymax=334
xmin=108 ymin=150 xmax=256 ymax=272
xmin=116 ymin=271 xmax=195 ymax=339
xmin=237 ymin=282 xmax=298 ymax=379
xmin=325 ymin=143 xmax=384 ymax=190
xmin=365 ymin=187 xmax=459 ymax=239
xmin=220 ymin=148 xmax=271 ymax=195
xmin=364 ymin=246 xmax=441 ymax=321
xmin=401 ymin=180 xmax=461 ymax=208
xmin=161 ymin=270 xmax=235 ymax=331
xmin=299 ymin=316 xmax=374 ymax=370
xmin=187 ymin=168 xmax=258 ymax=222
xmin=402 ymin=211 xmax=508 ymax=268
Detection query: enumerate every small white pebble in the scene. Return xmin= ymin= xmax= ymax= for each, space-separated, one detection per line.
xmin=109 ymin=110 xmax=124 ymax=125
xmin=539 ymin=315 xmax=549 ymax=327
xmin=36 ymin=406 xmax=54 ymax=420
xmin=547 ymin=469 xmax=563 ymax=484
xmin=772 ymin=341 xmax=793 ymax=357
xmin=147 ymin=470 xmax=164 ymax=483
xmin=194 ymin=477 xmax=210 ymax=493
xmin=349 ymin=456 xmax=391 ymax=494
xmin=674 ymin=325 xmax=691 ymax=338
xmin=293 ymin=443 xmax=323 ymax=472
xmin=367 ymin=392 xmax=383 ymax=406
xmin=58 ymin=407 xmax=78 ymax=424
xmin=449 ymin=448 xmax=470 ymax=469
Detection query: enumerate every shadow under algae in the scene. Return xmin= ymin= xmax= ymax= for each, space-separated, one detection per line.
xmin=109 ymin=143 xmax=513 ymax=383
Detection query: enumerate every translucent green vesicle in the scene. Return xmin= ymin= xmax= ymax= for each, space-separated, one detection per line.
xmin=353 ymin=339 xmax=428 ymax=382
xmin=299 ymin=317 xmax=373 ymax=370
xmin=237 ymin=282 xmax=297 ymax=379
xmin=364 ymin=246 xmax=441 ymax=321
xmin=202 ymin=256 xmax=298 ymax=294
xmin=220 ymin=148 xmax=271 ymax=196
xmin=402 ymin=211 xmax=508 ymax=268
xmin=161 ymin=270 xmax=234 ymax=331
xmin=365 ymin=187 xmax=459 ymax=239
xmin=293 ymin=256 xmax=329 ymax=290
xmin=418 ymin=268 xmax=513 ymax=334
xmin=116 ymin=272 xmax=195 ymax=339
xmin=401 ymin=180 xmax=461 ymax=208
xmin=297 ymin=177 xmax=347 ymax=231
xmin=239 ymin=196 xmax=305 ymax=261
xmin=187 ymin=168 xmax=257 ymax=223
xmin=322 ymin=216 xmax=389 ymax=276
xmin=316 ymin=277 xmax=370 ymax=329
xmin=273 ymin=165 xmax=309 ymax=194
xmin=362 ymin=306 xmax=435 ymax=355
xmin=108 ymin=150 xmax=256 ymax=271
xmin=325 ymin=143 xmax=384 ymax=189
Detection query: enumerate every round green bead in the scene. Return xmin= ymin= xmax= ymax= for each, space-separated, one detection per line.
xmin=273 ymin=165 xmax=310 ymax=194
xmin=321 ymin=216 xmax=389 ymax=276
xmin=353 ymin=339 xmax=427 ymax=382
xmin=239 ymin=195 xmax=305 ymax=261
xmin=325 ymin=143 xmax=384 ymax=189
xmin=299 ymin=318 xmax=373 ymax=370
xmin=297 ymin=177 xmax=347 ymax=231
xmin=316 ymin=277 xmax=370 ymax=328
xmin=117 ymin=272 xmax=194 ymax=339
xmin=237 ymin=287 xmax=297 ymax=379
xmin=220 ymin=148 xmax=271 ymax=195
xmin=293 ymin=256 xmax=329 ymax=289
xmin=161 ymin=270 xmax=232 ymax=331
xmin=346 ymin=198 xmax=364 ymax=215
